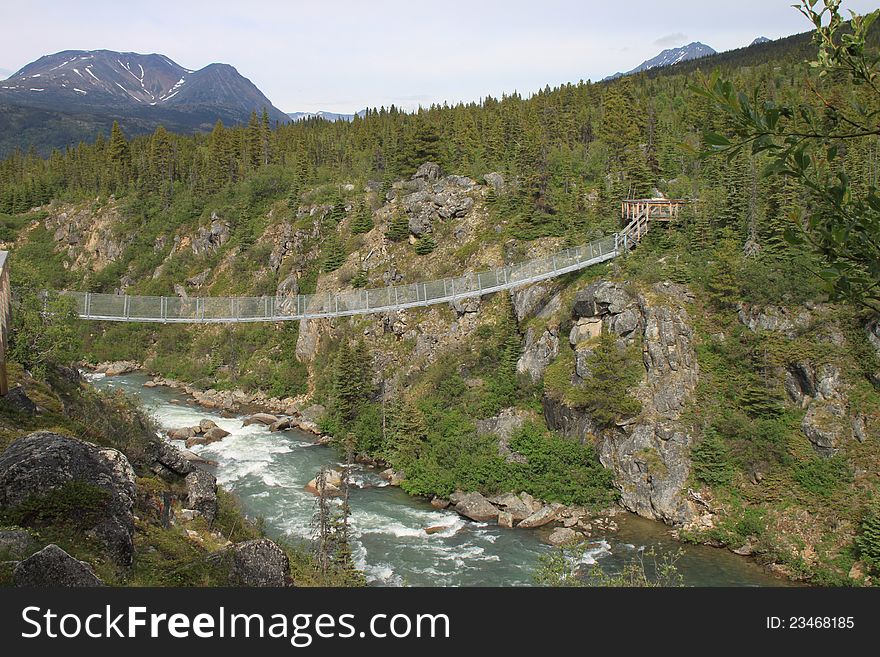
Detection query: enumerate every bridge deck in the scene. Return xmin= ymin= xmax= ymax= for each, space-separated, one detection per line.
xmin=64 ymin=233 xmax=625 ymax=324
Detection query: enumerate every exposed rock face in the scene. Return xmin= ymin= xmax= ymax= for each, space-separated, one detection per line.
xmin=545 ymin=280 xmax=700 ymax=526
xmin=516 ymin=326 xmax=559 ymax=382
xmin=0 ymin=432 xmax=136 ymax=567
xmin=802 ymin=401 xmax=849 ymax=457
xmin=44 ymin=200 xmax=128 ymax=272
xmin=449 ymin=491 xmax=498 ymax=522
xmin=510 ymin=282 xmax=561 ymax=322
xmin=476 ymin=408 xmax=530 ymax=464
xmin=737 ymin=302 xmax=811 ymax=338
xmin=13 ymin=544 xmax=104 ymax=587
xmin=191 ymin=213 xmax=231 ymax=256
xmin=395 ymin=162 xmax=478 ymax=238
xmin=450 ymin=296 xmax=481 ymax=315
xmin=185 ymin=470 xmax=218 ymax=523
xmin=228 ymin=539 xmax=289 ymax=587
xmin=295 ymin=319 xmax=323 ymax=362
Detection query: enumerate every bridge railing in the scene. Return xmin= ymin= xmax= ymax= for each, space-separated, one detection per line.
xmin=60 ymin=233 xmax=620 ymax=323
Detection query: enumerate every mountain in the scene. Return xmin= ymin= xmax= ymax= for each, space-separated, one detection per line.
xmin=0 ymin=50 xmax=289 ymax=155
xmin=751 ymin=36 xmax=771 ymax=45
xmin=287 ymin=109 xmax=368 ymax=122
xmin=603 ymin=41 xmax=717 ymax=81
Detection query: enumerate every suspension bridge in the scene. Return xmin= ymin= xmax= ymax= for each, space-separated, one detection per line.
xmin=0 ymin=199 xmax=686 ymax=390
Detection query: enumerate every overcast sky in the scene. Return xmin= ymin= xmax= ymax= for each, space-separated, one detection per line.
xmin=1 ymin=1 xmax=877 ymax=113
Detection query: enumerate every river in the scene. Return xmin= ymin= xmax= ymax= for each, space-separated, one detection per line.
xmin=89 ymin=372 xmax=787 ymax=587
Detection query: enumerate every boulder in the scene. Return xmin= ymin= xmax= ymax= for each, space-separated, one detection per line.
xmin=413 ymin=162 xmax=442 ymax=181
xmin=519 ymin=491 xmax=544 ymax=514
xmin=168 ymin=427 xmax=196 ymax=440
xmin=476 ymin=408 xmax=530 ymax=464
xmin=0 ymin=529 xmax=34 ymax=559
xmin=430 ymin=496 xmax=450 ymax=509
xmin=572 ymin=281 xmax=634 ymax=319
xmin=150 ymin=441 xmax=194 ymax=476
xmin=380 ymin=468 xmax=404 ymax=486
xmin=497 ymin=511 xmax=514 ymax=528
xmin=203 ymin=427 xmax=231 ymax=443
xmin=517 ymin=503 xmax=563 ymax=529
xmin=547 ymin=527 xmax=580 ymax=546
xmin=2 ymin=386 xmax=38 ymax=415
xmin=449 ymin=491 xmax=498 ymax=522
xmin=13 ymin=544 xmax=103 ymax=587
xmin=103 ymin=361 xmax=139 ymax=377
xmin=305 ymin=469 xmax=344 ymax=495
xmin=185 ymin=469 xmax=218 ymax=523
xmin=199 ymin=419 xmax=218 ymax=432
xmin=425 ymin=525 xmax=447 ymax=535
xmin=0 ymin=432 xmax=136 ymax=567
xmin=243 ymin=413 xmax=279 ymax=427
xmin=228 ymin=539 xmax=289 ymax=587
xmin=489 ymin=492 xmax=533 ymax=522
xmin=483 ymin=172 xmax=505 ymax=191
xmin=270 ymin=418 xmax=292 ymax=432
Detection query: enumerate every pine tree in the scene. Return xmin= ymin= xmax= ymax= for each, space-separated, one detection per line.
xmin=350 ymin=202 xmax=374 ymax=234
xmin=107 ymin=121 xmax=130 ymax=190
xmin=385 ymin=212 xmax=410 ymax=242
xmin=414 ymin=234 xmax=436 ymax=255
xmin=322 ymin=232 xmax=346 ymax=272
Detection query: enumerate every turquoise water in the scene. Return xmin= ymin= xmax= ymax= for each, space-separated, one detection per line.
xmin=90 ymin=372 xmax=787 ymax=587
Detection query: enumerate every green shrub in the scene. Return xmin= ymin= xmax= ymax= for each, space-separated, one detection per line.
xmin=792 ymin=455 xmax=852 ymax=499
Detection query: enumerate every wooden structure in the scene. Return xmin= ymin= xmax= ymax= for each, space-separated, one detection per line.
xmin=0 ymin=251 xmax=10 ymax=395
xmin=620 ymin=198 xmax=690 ymax=247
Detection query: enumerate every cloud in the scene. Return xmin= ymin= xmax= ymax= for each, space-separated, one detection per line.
xmin=654 ymin=32 xmax=687 ymax=47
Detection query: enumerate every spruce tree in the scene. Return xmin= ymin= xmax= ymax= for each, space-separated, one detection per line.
xmin=351 ymin=202 xmax=374 ymax=234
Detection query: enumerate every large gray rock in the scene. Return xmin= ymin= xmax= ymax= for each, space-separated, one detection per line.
xmin=450 ymin=296 xmax=481 ymax=315
xmin=229 ymin=539 xmax=289 ymax=587
xmin=597 ymin=422 xmax=694 ymax=524
xmin=483 ymin=172 xmax=505 ymax=191
xmin=13 ymin=544 xmax=104 ymax=587
xmin=185 ymin=470 xmax=218 ymax=523
xmin=413 ymin=162 xmax=442 ymax=181
xmin=802 ymin=400 xmax=849 ymax=457
xmin=0 ymin=432 xmax=136 ymax=567
xmin=487 ymin=492 xmax=533 ymax=522
xmin=150 ymin=441 xmax=195 ymax=476
xmin=0 ymin=529 xmax=34 ymax=559
xmin=2 ymin=386 xmax=38 ymax=415
xmin=516 ymin=326 xmax=559 ymax=382
xmin=546 ymin=281 xmax=701 ymax=526
xmin=449 ymin=491 xmax=498 ymax=522
xmin=476 ymin=408 xmax=530 ymax=464
xmin=518 ymin=503 xmax=562 ymax=528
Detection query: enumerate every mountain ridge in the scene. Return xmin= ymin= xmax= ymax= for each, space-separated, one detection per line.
xmin=0 ymin=49 xmax=289 ymax=156
xmin=603 ymin=41 xmax=717 ymax=81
